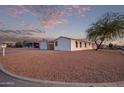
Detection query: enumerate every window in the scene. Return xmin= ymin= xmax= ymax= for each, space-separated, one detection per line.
xmin=89 ymin=43 xmax=91 ymax=46
xmin=80 ymin=42 xmax=82 ymax=48
xmin=92 ymin=43 xmax=94 ymax=47
xmin=85 ymin=42 xmax=87 ymax=48
xmin=55 ymin=41 xmax=58 ymax=46
xmin=92 ymin=43 xmax=95 ymax=48
xmin=75 ymin=41 xmax=78 ymax=48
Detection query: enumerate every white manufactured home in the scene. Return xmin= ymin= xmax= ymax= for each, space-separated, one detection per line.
xmin=54 ymin=36 xmax=96 ymax=51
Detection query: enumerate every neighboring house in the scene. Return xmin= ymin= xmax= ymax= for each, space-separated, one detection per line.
xmin=54 ymin=36 xmax=96 ymax=51
xmin=39 ymin=39 xmax=54 ymax=50
xmin=34 ymin=42 xmax=40 ymax=48
xmin=23 ymin=41 xmax=34 ymax=48
xmin=23 ymin=41 xmax=40 ymax=48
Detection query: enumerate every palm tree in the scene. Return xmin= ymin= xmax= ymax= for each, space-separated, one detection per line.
xmin=86 ymin=12 xmax=124 ymax=50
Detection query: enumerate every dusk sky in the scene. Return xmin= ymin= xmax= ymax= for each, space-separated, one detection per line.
xmin=0 ymin=5 xmax=124 ymax=39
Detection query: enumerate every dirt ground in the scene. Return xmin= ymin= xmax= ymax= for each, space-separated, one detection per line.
xmin=0 ymin=48 xmax=124 ymax=83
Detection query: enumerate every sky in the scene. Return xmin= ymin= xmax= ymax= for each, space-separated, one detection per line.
xmin=0 ymin=5 xmax=124 ymax=39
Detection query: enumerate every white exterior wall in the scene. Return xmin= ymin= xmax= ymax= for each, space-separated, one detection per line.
xmin=70 ymin=40 xmax=94 ymax=51
xmin=39 ymin=40 xmax=48 ymax=50
xmin=54 ymin=38 xmax=71 ymax=51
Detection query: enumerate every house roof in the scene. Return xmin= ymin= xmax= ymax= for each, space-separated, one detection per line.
xmin=54 ymin=36 xmax=93 ymax=43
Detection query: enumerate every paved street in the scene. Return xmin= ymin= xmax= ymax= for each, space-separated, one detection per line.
xmin=0 ymin=70 xmax=54 ymax=87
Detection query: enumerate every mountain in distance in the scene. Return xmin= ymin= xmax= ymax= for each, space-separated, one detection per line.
xmin=0 ymin=29 xmax=46 ymax=44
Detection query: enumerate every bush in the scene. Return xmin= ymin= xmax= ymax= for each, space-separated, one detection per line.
xmin=109 ymin=43 xmax=113 ymax=49
xmin=15 ymin=42 xmax=23 ymax=48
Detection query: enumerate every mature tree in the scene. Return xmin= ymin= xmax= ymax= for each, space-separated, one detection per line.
xmin=86 ymin=12 xmax=124 ymax=50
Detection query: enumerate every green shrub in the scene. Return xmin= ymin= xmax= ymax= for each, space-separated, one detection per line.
xmin=15 ymin=42 xmax=23 ymax=48
xmin=109 ymin=43 xmax=113 ymax=49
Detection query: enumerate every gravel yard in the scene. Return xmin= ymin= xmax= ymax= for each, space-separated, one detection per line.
xmin=0 ymin=48 xmax=124 ymax=83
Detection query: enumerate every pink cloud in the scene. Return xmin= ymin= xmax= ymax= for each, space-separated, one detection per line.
xmin=19 ymin=20 xmax=45 ymax=33
xmin=7 ymin=7 xmax=24 ymax=17
xmin=65 ymin=5 xmax=91 ymax=16
xmin=0 ymin=6 xmax=91 ymax=29
xmin=2 ymin=6 xmax=91 ymax=18
xmin=56 ymin=11 xmax=65 ymax=17
xmin=68 ymin=5 xmax=91 ymax=11
xmin=39 ymin=6 xmax=91 ymax=28
xmin=41 ymin=18 xmax=65 ymax=28
xmin=25 ymin=23 xmax=34 ymax=29
xmin=71 ymin=5 xmax=81 ymax=9
xmin=5 ymin=6 xmax=37 ymax=18
xmin=19 ymin=5 xmax=37 ymax=16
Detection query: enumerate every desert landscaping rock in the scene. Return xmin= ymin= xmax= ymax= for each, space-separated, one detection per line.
xmin=0 ymin=48 xmax=124 ymax=83
xmin=0 ymin=64 xmax=124 ymax=87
